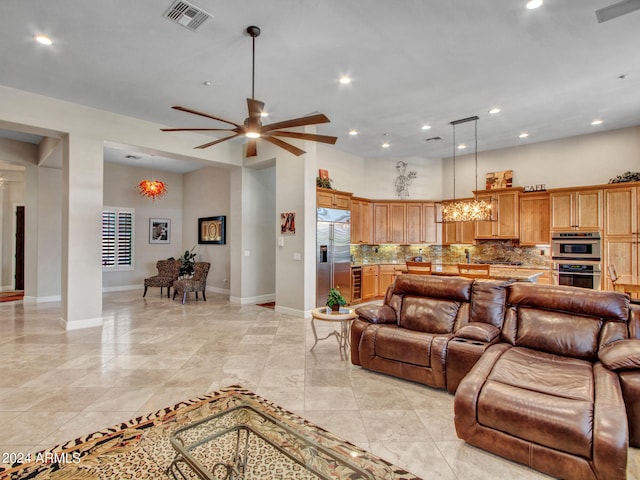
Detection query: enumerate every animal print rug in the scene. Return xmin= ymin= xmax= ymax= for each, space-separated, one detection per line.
xmin=1 ymin=385 xmax=419 ymax=479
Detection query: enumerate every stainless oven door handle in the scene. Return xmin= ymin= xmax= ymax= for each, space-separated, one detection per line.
xmin=555 ymin=272 xmax=601 ymax=276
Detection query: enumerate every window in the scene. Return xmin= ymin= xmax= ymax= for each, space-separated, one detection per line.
xmin=102 ymin=207 xmax=134 ymax=271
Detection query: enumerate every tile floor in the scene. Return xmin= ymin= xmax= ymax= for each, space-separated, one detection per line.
xmin=0 ymin=290 xmax=638 ymax=479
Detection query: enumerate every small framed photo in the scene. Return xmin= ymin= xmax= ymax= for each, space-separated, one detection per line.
xmin=149 ymin=218 xmax=170 ymax=244
xmin=199 ymin=216 xmax=226 ymax=245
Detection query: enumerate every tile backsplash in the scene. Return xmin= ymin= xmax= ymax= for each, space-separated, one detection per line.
xmin=351 ymin=240 xmax=550 ymax=267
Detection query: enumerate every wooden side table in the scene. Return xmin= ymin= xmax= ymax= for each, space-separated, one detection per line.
xmin=310 ymin=307 xmax=356 ymax=352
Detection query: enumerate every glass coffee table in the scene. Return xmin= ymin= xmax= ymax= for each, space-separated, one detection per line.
xmin=310 ymin=307 xmax=356 ymax=353
xmin=167 ymin=404 xmax=375 ymax=479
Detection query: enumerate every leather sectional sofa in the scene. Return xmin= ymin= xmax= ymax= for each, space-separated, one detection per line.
xmin=350 ymin=275 xmax=640 ymax=480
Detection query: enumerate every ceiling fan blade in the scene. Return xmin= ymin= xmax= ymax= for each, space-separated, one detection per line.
xmin=262 ymin=113 xmax=330 ymax=133
xmin=266 ymin=130 xmax=338 ymax=145
xmin=161 ymin=127 xmax=238 ymax=132
xmin=245 ymin=139 xmax=258 ymax=157
xmin=247 ymin=98 xmax=265 ymax=119
xmin=194 ymin=133 xmax=240 ymax=150
xmin=172 ymin=106 xmax=241 ymax=128
xmin=261 ymin=136 xmax=306 ymax=156
xmin=596 ymin=0 xmax=640 ymax=22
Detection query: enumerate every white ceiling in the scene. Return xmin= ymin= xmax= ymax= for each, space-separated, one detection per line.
xmin=0 ymin=0 xmax=639 ymax=172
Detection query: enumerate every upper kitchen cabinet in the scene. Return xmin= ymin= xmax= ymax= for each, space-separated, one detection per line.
xmin=373 ymin=202 xmax=406 ymax=244
xmin=351 ymin=197 xmax=372 ymax=244
xmin=406 ymin=202 xmax=440 ymax=244
xmin=316 ymin=187 xmax=352 ymax=210
xmin=519 ymin=193 xmax=550 ymax=245
xmin=475 ymin=188 xmax=520 ymax=239
xmin=550 ymin=188 xmax=602 ymax=231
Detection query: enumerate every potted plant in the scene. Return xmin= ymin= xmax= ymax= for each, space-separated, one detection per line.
xmin=326 ymin=286 xmax=347 ymax=312
xmin=176 ymin=246 xmax=197 ymax=277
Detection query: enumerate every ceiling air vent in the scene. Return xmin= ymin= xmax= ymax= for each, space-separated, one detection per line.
xmin=163 ymin=0 xmax=212 ymax=31
xmin=425 ymin=136 xmax=443 ymax=142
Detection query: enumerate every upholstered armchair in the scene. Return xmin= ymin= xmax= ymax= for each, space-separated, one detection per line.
xmin=173 ymin=262 xmax=211 ymax=304
xmin=143 ymin=259 xmax=181 ymax=298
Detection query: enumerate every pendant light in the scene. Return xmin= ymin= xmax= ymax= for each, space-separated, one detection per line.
xmin=441 ymin=115 xmax=492 ymax=222
xmin=137 ymin=156 xmax=167 ymax=201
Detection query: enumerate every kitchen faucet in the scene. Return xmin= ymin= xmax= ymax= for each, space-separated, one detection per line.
xmin=465 ymin=249 xmax=471 ymax=264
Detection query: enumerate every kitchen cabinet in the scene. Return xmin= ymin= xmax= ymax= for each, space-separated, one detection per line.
xmin=475 ymin=189 xmax=520 ymax=239
xmin=405 ymin=202 xmax=440 ymax=244
xmin=519 ymin=193 xmax=550 ymax=245
xmin=603 ymin=184 xmax=639 ymax=289
xmin=316 ymin=187 xmax=352 ymax=210
xmin=362 ymin=265 xmax=378 ymax=300
xmin=378 ymin=265 xmax=398 ymax=296
xmin=373 ymin=202 xmax=406 ymax=244
xmin=550 ymin=188 xmax=602 ymax=231
xmin=350 ymin=198 xmax=372 ymax=244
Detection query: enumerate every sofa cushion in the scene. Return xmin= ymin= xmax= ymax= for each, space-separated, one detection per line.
xmin=478 ymin=347 xmax=594 ymax=458
xmin=455 ymin=322 xmax=500 ymax=343
xmin=393 ymin=274 xmax=473 ymax=302
xmin=399 ymin=296 xmax=460 ymax=334
xmin=516 ymin=307 xmax=602 ymax=360
xmin=469 ymin=279 xmax=511 ymax=328
xmin=355 ymin=304 xmax=397 ymax=324
xmin=373 ymin=326 xmax=433 ymax=367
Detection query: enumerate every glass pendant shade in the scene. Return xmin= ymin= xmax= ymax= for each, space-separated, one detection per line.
xmin=138 ymin=179 xmax=167 ymax=200
xmin=442 ymin=115 xmax=492 ymax=222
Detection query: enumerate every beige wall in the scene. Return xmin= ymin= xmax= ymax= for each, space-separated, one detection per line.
xmin=442 ymin=126 xmax=640 ymax=198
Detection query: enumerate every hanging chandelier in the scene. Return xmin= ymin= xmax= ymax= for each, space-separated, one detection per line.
xmin=137 ymin=156 xmax=167 ymax=201
xmin=442 ymin=116 xmax=492 ymax=222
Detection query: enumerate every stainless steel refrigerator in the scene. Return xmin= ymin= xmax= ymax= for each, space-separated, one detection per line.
xmin=316 ymin=207 xmax=351 ymax=307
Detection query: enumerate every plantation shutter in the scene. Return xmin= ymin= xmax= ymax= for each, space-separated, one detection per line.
xmin=102 ymin=208 xmax=134 ymax=270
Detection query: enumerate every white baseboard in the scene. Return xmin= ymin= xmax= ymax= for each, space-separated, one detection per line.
xmin=275 ymin=305 xmax=305 ymax=317
xmin=60 ymin=316 xmax=103 ymax=330
xmin=103 ymin=284 xmax=140 ymax=293
xmin=23 ymin=295 xmax=61 ymax=304
xmin=229 ymin=293 xmax=275 ymax=305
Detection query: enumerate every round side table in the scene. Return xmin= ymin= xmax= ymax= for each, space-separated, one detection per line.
xmin=310 ymin=306 xmax=356 ymax=352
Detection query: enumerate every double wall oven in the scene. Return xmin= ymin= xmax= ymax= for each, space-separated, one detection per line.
xmin=551 ymin=232 xmax=602 ymax=290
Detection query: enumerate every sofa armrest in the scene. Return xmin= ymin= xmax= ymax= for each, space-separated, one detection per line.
xmin=454 ymin=322 xmax=500 ymax=343
xmin=355 ymin=304 xmax=397 ymax=324
xmin=599 ymin=339 xmax=640 ymax=371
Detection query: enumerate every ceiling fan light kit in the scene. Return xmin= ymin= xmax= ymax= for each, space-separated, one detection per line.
xmin=162 ymin=25 xmax=337 ymax=157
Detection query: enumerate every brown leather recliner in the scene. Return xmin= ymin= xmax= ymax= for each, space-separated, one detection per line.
xmin=454 ymin=283 xmax=631 ymax=480
xmin=351 ymin=275 xmax=509 ymax=390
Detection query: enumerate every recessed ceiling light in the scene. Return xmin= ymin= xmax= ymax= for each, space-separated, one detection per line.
xmin=457 ymin=144 xmax=467 ymax=150
xmin=519 ymin=132 xmax=529 ymax=138
xmin=526 ymin=0 xmax=543 ymax=9
xmin=382 ymin=141 xmax=390 ymax=148
xmin=421 ymin=125 xmax=431 ymax=131
xmin=260 ymin=111 xmax=268 ymax=118
xmin=339 ymin=75 xmax=351 ymax=84
xmin=34 ymin=34 xmax=52 ymax=46
xmin=203 ymin=81 xmax=212 ymax=86
xmin=349 ymin=129 xmax=358 ymax=136
xmin=489 ymin=107 xmax=501 ymax=114
xmin=591 ymin=119 xmax=604 ymax=126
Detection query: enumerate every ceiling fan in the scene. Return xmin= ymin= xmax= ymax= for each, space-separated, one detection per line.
xmin=595 ymin=0 xmax=640 ymax=22
xmin=162 ymin=25 xmax=338 ymax=157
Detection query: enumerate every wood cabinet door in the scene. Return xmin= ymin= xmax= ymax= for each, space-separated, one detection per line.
xmin=605 ymin=186 xmax=637 ymax=237
xmin=317 ymin=190 xmax=334 ymax=208
xmin=406 ymin=203 xmax=422 ymax=244
xmin=604 ymin=237 xmax=638 ymax=289
xmin=389 ymin=203 xmax=406 ymax=244
xmin=496 ymin=191 xmax=519 ymax=238
xmin=460 ymin=221 xmax=476 ymax=244
xmin=333 ymin=193 xmax=351 ymax=210
xmin=519 ymin=194 xmax=550 ymax=245
xmin=550 ymin=192 xmax=574 ymax=230
xmin=575 ymin=189 xmax=602 ymax=230
xmin=378 ymin=265 xmax=397 ymax=296
xmin=422 ymin=203 xmax=439 ymax=244
xmin=443 ymin=221 xmax=458 ymax=245
xmin=475 ymin=194 xmax=494 ymax=239
xmin=362 ymin=266 xmax=378 ymax=300
xmin=373 ymin=203 xmax=390 ymax=244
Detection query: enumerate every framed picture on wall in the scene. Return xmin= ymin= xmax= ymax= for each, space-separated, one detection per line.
xmin=199 ymin=216 xmax=226 ymax=245
xmin=149 ymin=218 xmax=170 ymax=244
